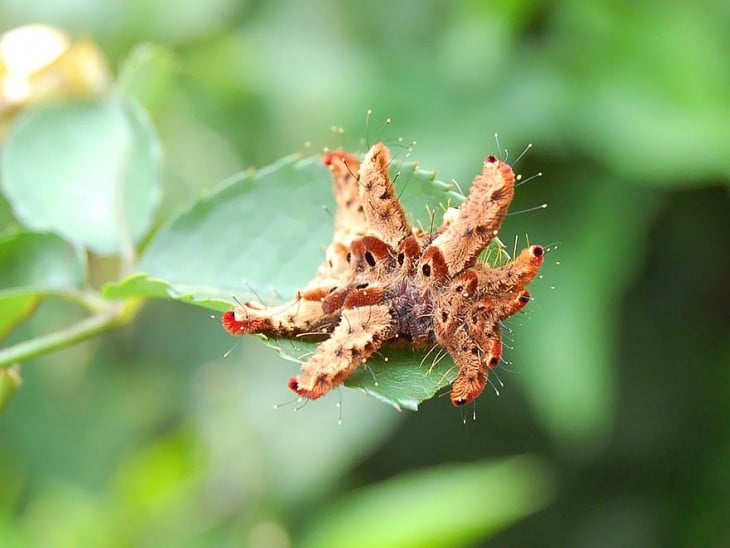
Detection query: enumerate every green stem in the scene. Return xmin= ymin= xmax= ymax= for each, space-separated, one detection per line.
xmin=0 ymin=299 xmax=142 ymax=369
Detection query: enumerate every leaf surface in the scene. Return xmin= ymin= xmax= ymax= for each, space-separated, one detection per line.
xmin=1 ymin=96 xmax=162 ymax=254
xmin=0 ymin=231 xmax=86 ymax=340
xmin=300 ymin=456 xmax=554 ymax=548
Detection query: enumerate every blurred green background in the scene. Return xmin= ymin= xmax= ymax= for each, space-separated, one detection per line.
xmin=1 ymin=0 xmax=728 ymax=546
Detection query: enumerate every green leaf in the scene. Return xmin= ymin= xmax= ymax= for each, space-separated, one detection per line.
xmin=0 ymin=194 xmax=16 ymax=234
xmin=0 ymin=231 xmax=86 ymax=291
xmin=554 ymin=3 xmax=730 ymax=185
xmin=393 ymin=160 xmax=466 ymax=228
xmin=0 ymin=294 xmax=38 ymax=343
xmin=345 ymin=347 xmax=457 ymax=412
xmin=1 ymin=96 xmax=162 ymax=255
xmin=139 ymin=156 xmax=331 ymax=302
xmin=0 ymin=365 xmax=22 ymax=414
xmin=0 ymin=231 xmax=86 ymax=340
xmin=102 ymin=272 xmax=231 ymax=312
xmin=300 ymin=456 xmax=554 ymax=548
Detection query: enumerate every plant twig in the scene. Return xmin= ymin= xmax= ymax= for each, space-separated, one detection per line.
xmin=0 ymin=300 xmax=141 ymax=368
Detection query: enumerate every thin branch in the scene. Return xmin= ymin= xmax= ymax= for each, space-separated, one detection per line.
xmin=0 ymin=300 xmax=141 ymax=368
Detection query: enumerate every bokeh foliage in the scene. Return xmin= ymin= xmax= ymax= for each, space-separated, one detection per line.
xmin=0 ymin=0 xmax=728 ymax=546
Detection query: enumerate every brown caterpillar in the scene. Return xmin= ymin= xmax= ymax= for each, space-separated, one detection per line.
xmin=222 ymin=143 xmax=543 ymax=406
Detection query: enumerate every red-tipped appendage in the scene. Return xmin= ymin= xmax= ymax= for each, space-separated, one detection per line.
xmin=485 ymin=337 xmax=503 ymax=369
xmin=323 ymin=150 xmax=359 ymax=171
xmin=529 ymin=244 xmax=544 ymax=264
xmin=323 ymin=151 xmax=344 ymax=165
xmin=287 ymin=376 xmax=326 ymax=400
xmin=512 ymin=290 xmax=532 ymax=314
xmin=221 ymin=309 xmax=271 ymax=336
xmin=221 ymin=311 xmax=244 ymax=335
